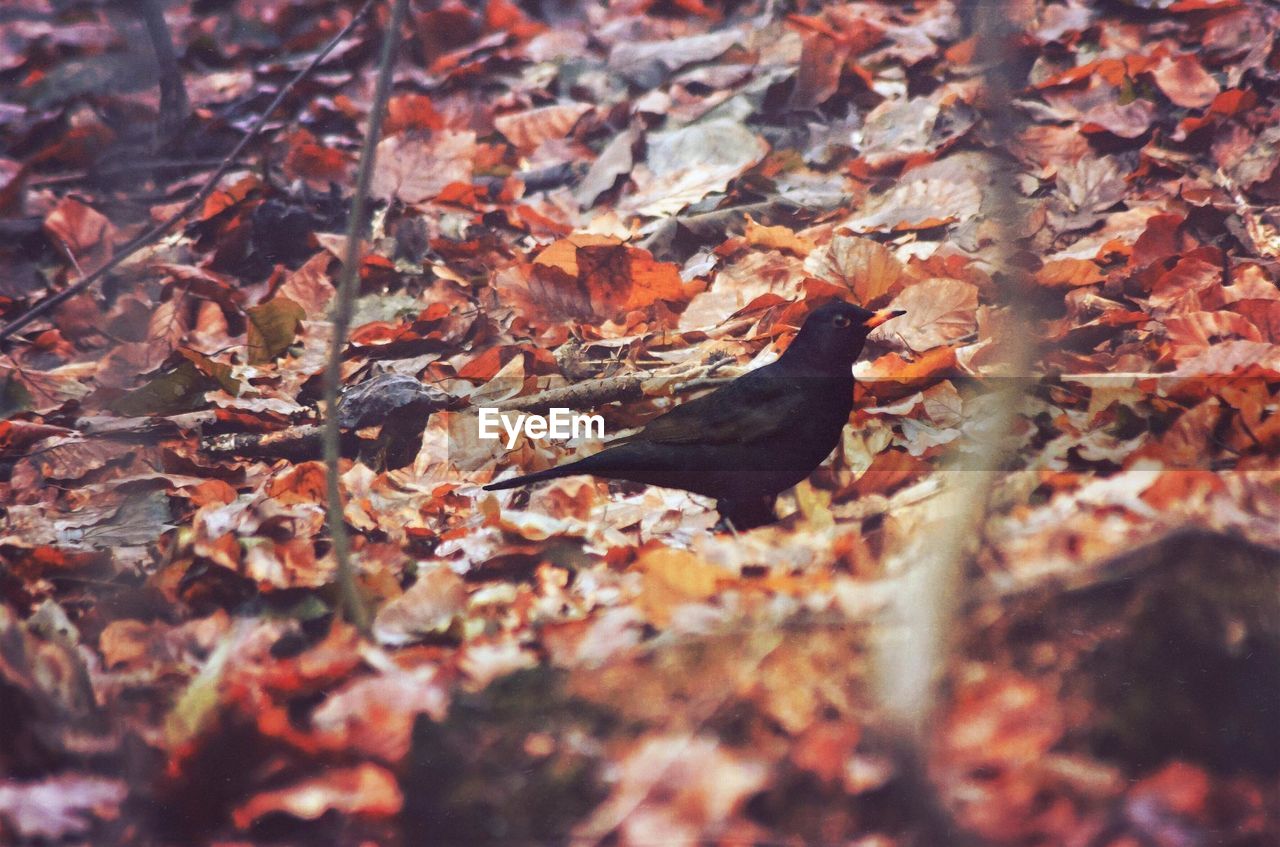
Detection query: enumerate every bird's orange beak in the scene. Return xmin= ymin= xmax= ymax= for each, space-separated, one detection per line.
xmin=863 ymin=308 xmax=906 ymax=329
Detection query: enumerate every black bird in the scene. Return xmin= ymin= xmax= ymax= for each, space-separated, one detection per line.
xmin=483 ymin=301 xmax=905 ymax=528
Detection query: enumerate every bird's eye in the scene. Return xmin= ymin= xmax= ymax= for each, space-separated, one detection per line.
xmin=831 ymin=314 xmax=851 ymax=328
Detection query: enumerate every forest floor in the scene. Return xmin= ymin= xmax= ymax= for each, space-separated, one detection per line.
xmin=3 ymin=0 xmax=1280 ymax=844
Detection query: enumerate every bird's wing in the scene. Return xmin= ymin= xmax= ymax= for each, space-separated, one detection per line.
xmin=623 ymin=372 xmax=808 ymax=446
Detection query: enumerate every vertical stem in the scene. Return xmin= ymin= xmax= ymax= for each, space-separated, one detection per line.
xmin=872 ymin=0 xmax=1036 ymax=754
xmin=322 ymin=0 xmax=409 ymax=632
xmin=136 ymin=0 xmax=190 ymax=142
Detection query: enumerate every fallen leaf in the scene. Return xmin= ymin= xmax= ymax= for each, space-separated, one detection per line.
xmin=371 ymin=132 xmax=476 ymax=205
xmin=282 ymin=129 xmax=352 ymax=186
xmin=494 ymin=102 xmax=592 ymax=154
xmin=0 ymin=775 xmax=127 ymax=840
xmin=742 ymin=215 xmax=815 ymax=257
xmin=575 ymin=124 xmax=640 ymax=209
xmin=246 ymin=297 xmax=305 ymax=364
xmin=44 ymin=197 xmax=115 ymax=274
xmin=637 ymin=547 xmax=725 ymax=627
xmin=384 ymin=93 xmax=444 ymax=135
xmin=231 ymin=764 xmax=402 ymax=829
xmin=625 ymin=121 xmax=769 ymax=217
xmin=523 ymin=235 xmax=687 ymax=321
xmin=882 ymin=278 xmax=979 ymax=351
xmin=1150 ymin=53 xmax=1220 ymax=109
xmin=804 ymin=233 xmax=907 ymax=304
xmin=842 ymin=155 xmax=987 ymax=233
xmin=372 ymin=566 xmax=467 ymax=646
xmin=1036 ymin=258 xmax=1105 ymax=288
xmin=608 ymin=30 xmax=741 ymax=87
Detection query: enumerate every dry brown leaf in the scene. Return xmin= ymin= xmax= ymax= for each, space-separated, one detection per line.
xmin=742 ymin=215 xmax=815 ymax=257
xmin=494 ymin=102 xmax=592 ymax=154
xmin=788 ymin=32 xmax=853 ymax=110
xmin=1230 ymin=299 xmax=1280 ymax=341
xmin=276 ymin=252 xmax=335 ymax=316
xmin=1036 ymin=258 xmax=1105 ymax=288
xmin=842 ymin=155 xmax=989 ymax=233
xmin=624 ymin=120 xmax=769 ymax=217
xmin=1150 ymin=54 xmax=1220 ymax=109
xmin=637 ymin=547 xmax=725 ymax=627
xmin=1041 ymin=76 xmax=1156 ymax=138
xmin=523 ymin=235 xmax=687 ymax=321
xmin=310 ymin=665 xmax=450 ymax=761
xmin=371 ymin=131 xmax=476 ymax=205
xmin=98 ymin=619 xmax=161 ymax=669
xmin=1163 ymin=311 xmax=1261 ymax=360
xmin=43 ymin=197 xmax=115 ymax=274
xmin=882 ymin=278 xmax=979 ymax=351
xmin=231 ymin=764 xmax=402 ymax=829
xmin=804 ymin=233 xmax=907 ymax=305
xmin=372 ymin=566 xmax=467 ymax=646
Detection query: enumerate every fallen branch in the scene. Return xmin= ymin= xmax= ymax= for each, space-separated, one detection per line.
xmin=202 ymin=425 xmax=325 ymax=460
xmin=492 ymin=361 xmax=738 ymax=414
xmin=74 ymin=411 xmax=219 ymax=437
xmin=0 ymin=0 xmax=376 ymax=344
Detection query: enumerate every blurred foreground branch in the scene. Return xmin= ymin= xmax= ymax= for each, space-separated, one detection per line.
xmin=870 ymin=0 xmax=1039 ymax=772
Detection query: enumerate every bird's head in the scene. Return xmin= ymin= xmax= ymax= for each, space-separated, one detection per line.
xmin=781 ymin=301 xmax=906 ymax=369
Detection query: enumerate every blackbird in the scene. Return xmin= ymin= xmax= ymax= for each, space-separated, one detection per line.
xmin=483 ymin=301 xmax=905 ymax=528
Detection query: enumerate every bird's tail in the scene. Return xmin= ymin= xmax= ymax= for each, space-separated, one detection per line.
xmin=482 ymin=462 xmax=577 ymax=491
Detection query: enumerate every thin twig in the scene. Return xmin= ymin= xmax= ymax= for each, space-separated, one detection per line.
xmin=28 ymin=159 xmax=229 ymax=188
xmin=323 ymin=0 xmax=409 ymax=633
xmin=0 ymin=0 xmax=375 ymax=344
xmin=492 ymin=361 xmax=738 ymax=414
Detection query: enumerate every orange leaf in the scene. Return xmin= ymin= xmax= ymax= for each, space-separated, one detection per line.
xmin=742 ymin=215 xmax=815 ymax=256
xmin=526 ymin=236 xmax=687 ymax=321
xmin=805 ymin=233 xmax=907 ymax=305
xmin=864 ymin=346 xmax=958 ymax=388
xmin=1036 ymin=258 xmax=1104 ymax=288
xmin=637 ymin=547 xmax=724 ymax=627
xmin=232 ymin=764 xmax=402 ymax=829
xmin=847 ymin=448 xmax=929 ymax=497
xmin=458 ymin=346 xmax=516 ymax=381
xmin=282 ymin=129 xmax=352 ymax=184
xmin=384 ymin=93 xmax=444 ymax=135
xmin=267 ymin=461 xmax=328 ymax=506
xmin=198 ymin=175 xmax=261 ymax=221
xmin=99 ymin=620 xmax=158 ymax=669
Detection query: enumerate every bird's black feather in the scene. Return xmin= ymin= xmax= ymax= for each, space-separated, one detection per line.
xmin=483 ymin=301 xmax=904 ymax=527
